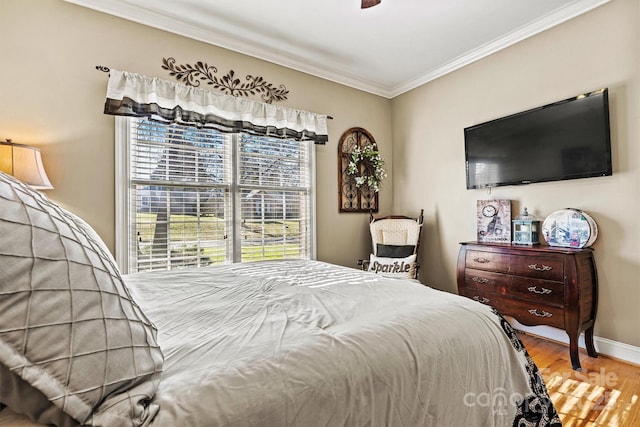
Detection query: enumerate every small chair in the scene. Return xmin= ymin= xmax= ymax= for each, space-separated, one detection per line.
xmin=359 ymin=209 xmax=424 ymax=280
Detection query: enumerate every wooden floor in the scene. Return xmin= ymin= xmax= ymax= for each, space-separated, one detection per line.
xmin=519 ymin=332 xmax=640 ymax=427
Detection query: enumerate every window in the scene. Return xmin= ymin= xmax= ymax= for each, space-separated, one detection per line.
xmin=116 ymin=117 xmax=315 ymax=273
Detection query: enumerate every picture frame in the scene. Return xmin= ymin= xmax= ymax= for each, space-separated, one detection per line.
xmin=477 ymin=199 xmax=511 ymax=243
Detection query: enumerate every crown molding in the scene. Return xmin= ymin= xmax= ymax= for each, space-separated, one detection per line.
xmin=65 ymin=0 xmax=609 ymax=99
xmin=390 ymin=0 xmax=611 ymax=97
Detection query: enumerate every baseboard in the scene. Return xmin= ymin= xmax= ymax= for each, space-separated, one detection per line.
xmin=506 ymin=317 xmax=640 ymax=366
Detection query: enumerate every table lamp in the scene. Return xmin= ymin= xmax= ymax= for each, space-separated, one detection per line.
xmin=0 ymin=139 xmax=53 ymax=190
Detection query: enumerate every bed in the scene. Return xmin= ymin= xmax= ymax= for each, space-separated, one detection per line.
xmin=0 ymin=171 xmax=561 ymax=426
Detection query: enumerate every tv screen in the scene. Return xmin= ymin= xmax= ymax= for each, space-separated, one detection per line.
xmin=465 ymin=89 xmax=612 ymax=189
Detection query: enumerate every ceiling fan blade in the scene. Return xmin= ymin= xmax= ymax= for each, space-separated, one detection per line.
xmin=361 ymin=0 xmax=381 ymax=9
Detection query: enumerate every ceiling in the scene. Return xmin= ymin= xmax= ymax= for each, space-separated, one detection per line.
xmin=65 ymin=0 xmax=608 ymax=98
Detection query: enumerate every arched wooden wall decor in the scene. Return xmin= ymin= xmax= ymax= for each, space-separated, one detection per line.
xmin=338 ymin=127 xmax=379 ymax=213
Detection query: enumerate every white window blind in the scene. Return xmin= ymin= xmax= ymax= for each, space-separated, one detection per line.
xmin=117 ymin=117 xmax=314 ymax=273
xmin=238 ymin=135 xmax=312 ymax=263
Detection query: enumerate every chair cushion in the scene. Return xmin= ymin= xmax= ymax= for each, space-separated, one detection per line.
xmin=368 ymin=253 xmax=417 ymax=279
xmin=0 ymin=172 xmax=163 ymax=426
xmin=376 ymin=244 xmax=415 ymax=258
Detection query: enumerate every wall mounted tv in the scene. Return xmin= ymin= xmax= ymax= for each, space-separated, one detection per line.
xmin=464 ymin=88 xmax=612 ymax=189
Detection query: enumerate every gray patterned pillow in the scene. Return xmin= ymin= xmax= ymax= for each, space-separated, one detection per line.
xmin=0 ymin=172 xmax=163 ymax=426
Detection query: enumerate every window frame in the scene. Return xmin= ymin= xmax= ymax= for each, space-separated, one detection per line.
xmin=115 ymin=117 xmax=317 ymax=274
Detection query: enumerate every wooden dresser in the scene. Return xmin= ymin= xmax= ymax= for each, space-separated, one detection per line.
xmin=456 ymin=242 xmax=598 ymax=370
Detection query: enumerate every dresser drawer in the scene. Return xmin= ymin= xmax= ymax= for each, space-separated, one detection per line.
xmin=457 ymin=242 xmax=598 ymax=370
xmin=499 ymin=298 xmax=565 ymax=329
xmin=463 ymin=288 xmax=565 ymax=329
xmin=465 ymin=250 xmax=564 ymax=281
xmin=464 ymin=269 xmax=564 ymax=307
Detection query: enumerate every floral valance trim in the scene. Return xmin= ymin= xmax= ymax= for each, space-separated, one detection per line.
xmin=104 ymin=69 xmax=328 ymax=144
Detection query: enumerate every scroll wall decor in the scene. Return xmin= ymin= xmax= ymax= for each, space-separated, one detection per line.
xmin=338 ymin=127 xmax=382 ymax=213
xmin=161 ymin=57 xmax=289 ymax=104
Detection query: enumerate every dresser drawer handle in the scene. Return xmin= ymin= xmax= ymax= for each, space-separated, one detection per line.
xmin=473 ymin=296 xmax=490 ymax=304
xmin=472 ymin=276 xmax=490 ymax=284
xmin=528 ymin=309 xmax=553 ymax=318
xmin=528 ymin=264 xmax=552 ymax=272
xmin=527 ymin=286 xmax=552 ymax=295
xmin=473 ymin=257 xmax=491 ymax=264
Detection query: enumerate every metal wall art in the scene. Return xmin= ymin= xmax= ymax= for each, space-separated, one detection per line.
xmin=162 ymin=57 xmax=289 ymax=104
xmin=338 ymin=127 xmax=379 ymax=213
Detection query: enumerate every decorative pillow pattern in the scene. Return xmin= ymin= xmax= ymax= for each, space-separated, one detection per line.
xmin=0 ymin=172 xmax=163 ymax=426
xmin=376 ymin=244 xmax=416 ymax=258
xmin=368 ymin=253 xmax=417 ymax=279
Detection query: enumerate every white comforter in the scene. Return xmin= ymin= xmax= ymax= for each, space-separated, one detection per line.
xmin=122 ymin=260 xmax=559 ymax=427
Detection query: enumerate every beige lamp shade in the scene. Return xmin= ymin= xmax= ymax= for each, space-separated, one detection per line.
xmin=0 ymin=140 xmax=54 ymax=190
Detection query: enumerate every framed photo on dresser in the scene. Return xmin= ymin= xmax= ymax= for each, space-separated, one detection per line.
xmin=477 ymin=199 xmax=511 ymax=243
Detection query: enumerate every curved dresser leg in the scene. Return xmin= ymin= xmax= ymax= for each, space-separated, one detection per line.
xmin=585 ymin=327 xmax=599 ymax=358
xmin=569 ymin=335 xmax=582 ymax=371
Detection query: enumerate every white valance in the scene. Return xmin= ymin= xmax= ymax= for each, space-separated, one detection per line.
xmin=104 ymin=69 xmax=329 ymax=144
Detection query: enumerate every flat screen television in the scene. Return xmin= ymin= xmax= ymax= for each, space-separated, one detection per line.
xmin=464 ymin=89 xmax=612 ymax=189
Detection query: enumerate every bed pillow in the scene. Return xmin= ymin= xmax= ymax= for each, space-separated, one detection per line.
xmin=0 ymin=172 xmax=163 ymax=426
xmin=376 ymin=243 xmax=415 ymax=258
xmin=64 ymin=209 xmax=120 ymax=271
xmin=368 ymin=253 xmax=417 ymax=279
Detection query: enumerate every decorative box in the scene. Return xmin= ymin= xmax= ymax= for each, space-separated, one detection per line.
xmin=541 ymin=208 xmax=598 ymax=248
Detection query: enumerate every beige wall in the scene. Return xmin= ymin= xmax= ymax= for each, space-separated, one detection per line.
xmin=2 ymin=0 xmax=638 ymax=348
xmin=0 ymin=0 xmax=392 ymax=268
xmin=391 ymin=0 xmax=640 ymax=347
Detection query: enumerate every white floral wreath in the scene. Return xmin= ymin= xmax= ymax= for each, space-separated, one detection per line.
xmin=347 ymin=144 xmax=387 ymax=193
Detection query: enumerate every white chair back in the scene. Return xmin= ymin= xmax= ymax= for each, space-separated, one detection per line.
xmin=370 ymin=218 xmax=422 ymax=255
